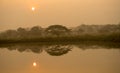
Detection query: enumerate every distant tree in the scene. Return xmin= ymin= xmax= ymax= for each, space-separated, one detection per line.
xmin=45 ymin=25 xmax=70 ymax=36
xmin=30 ymin=26 xmax=43 ymax=35
xmin=17 ymin=27 xmax=28 ymax=38
xmin=75 ymin=24 xmax=86 ymax=33
xmin=31 ymin=26 xmax=42 ymax=32
xmin=116 ymin=23 xmax=120 ymax=32
xmin=98 ymin=24 xmax=119 ymax=33
xmin=0 ymin=30 xmax=17 ymax=39
xmin=17 ymin=27 xmax=27 ymax=32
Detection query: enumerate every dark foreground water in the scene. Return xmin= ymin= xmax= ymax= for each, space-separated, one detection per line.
xmin=0 ymin=42 xmax=120 ymax=73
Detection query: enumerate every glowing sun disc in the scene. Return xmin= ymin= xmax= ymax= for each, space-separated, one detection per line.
xmin=32 ymin=7 xmax=35 ymax=11
xmin=33 ymin=62 xmax=37 ymax=67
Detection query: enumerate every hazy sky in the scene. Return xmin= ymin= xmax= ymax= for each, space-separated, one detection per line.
xmin=0 ymin=0 xmax=120 ymax=31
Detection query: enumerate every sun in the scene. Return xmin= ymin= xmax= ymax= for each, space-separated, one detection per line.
xmin=32 ymin=7 xmax=35 ymax=11
xmin=33 ymin=62 xmax=37 ymax=67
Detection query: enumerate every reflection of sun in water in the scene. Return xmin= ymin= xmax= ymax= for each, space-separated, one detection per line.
xmin=33 ymin=62 xmax=37 ymax=67
xmin=32 ymin=7 xmax=35 ymax=11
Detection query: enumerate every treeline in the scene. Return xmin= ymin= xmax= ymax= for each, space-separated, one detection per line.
xmin=0 ymin=24 xmax=120 ymax=43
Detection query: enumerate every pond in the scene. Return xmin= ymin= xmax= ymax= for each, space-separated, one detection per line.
xmin=0 ymin=42 xmax=120 ymax=73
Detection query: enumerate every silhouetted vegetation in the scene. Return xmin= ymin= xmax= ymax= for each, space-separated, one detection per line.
xmin=0 ymin=43 xmax=72 ymax=56
xmin=0 ymin=24 xmax=120 ymax=43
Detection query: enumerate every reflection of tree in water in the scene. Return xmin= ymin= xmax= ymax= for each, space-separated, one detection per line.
xmin=75 ymin=42 xmax=120 ymax=50
xmin=45 ymin=45 xmax=72 ymax=56
xmin=28 ymin=46 xmax=43 ymax=53
xmin=0 ymin=44 xmax=72 ymax=56
xmin=1 ymin=42 xmax=119 ymax=56
xmin=7 ymin=45 xmax=44 ymax=54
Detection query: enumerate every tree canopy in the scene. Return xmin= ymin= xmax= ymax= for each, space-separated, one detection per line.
xmin=45 ymin=25 xmax=70 ymax=36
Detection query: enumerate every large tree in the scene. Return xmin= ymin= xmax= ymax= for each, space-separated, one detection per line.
xmin=45 ymin=25 xmax=70 ymax=36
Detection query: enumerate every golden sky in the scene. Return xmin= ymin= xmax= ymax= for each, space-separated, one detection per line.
xmin=0 ymin=0 xmax=120 ymax=30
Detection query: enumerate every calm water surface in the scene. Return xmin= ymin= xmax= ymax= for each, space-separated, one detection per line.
xmin=0 ymin=43 xmax=120 ymax=73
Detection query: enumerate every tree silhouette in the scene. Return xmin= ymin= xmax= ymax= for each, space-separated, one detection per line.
xmin=17 ymin=27 xmax=28 ymax=38
xmin=29 ymin=26 xmax=43 ymax=38
xmin=30 ymin=26 xmax=42 ymax=33
xmin=0 ymin=30 xmax=17 ymax=39
xmin=45 ymin=25 xmax=70 ymax=36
